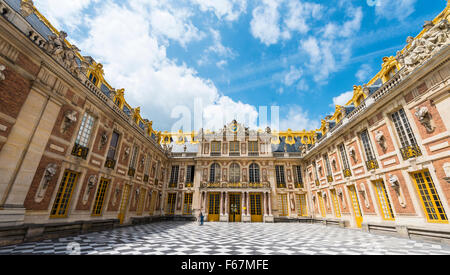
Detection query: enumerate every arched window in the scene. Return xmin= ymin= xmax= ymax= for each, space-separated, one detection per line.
xmin=210 ymin=163 xmax=221 ymax=183
xmin=229 ymin=163 xmax=240 ymax=183
xmin=249 ymin=163 xmax=260 ymax=183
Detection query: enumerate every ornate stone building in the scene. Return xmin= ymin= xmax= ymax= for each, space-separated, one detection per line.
xmin=0 ymin=0 xmax=449 ymax=245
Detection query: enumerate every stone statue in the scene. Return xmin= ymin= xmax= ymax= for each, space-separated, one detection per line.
xmin=37 ymin=163 xmax=58 ymax=199
xmin=0 ymin=64 xmax=5 ymax=81
xmin=62 ymin=110 xmax=77 ymax=133
xmin=389 ymin=175 xmax=400 ymax=190
xmin=415 ymin=106 xmax=433 ymax=132
xmin=422 ymin=19 xmax=449 ymax=52
xmin=20 ymin=0 xmax=34 ymax=17
xmin=400 ymin=19 xmax=450 ymax=77
xmin=375 ymin=130 xmax=387 ymax=151
xmin=349 ymin=147 xmax=357 ymax=162
xmin=100 ymin=132 xmax=108 ymax=147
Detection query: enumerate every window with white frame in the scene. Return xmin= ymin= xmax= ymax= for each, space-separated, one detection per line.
xmin=75 ymin=113 xmax=95 ymax=147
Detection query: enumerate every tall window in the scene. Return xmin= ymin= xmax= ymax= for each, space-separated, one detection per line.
xmin=169 ymin=165 xmax=179 ymax=188
xmin=278 ymin=194 xmax=288 ymax=216
xmin=323 ymin=154 xmax=333 ymax=182
xmin=248 ymin=141 xmax=259 ymax=156
xmin=313 ymin=162 xmax=320 ymax=186
xmin=295 ymin=194 xmax=308 ymax=217
xmin=412 ymin=170 xmax=448 ymax=223
xmin=361 ymin=130 xmax=378 ymax=170
xmin=276 ymin=165 xmax=286 ymax=188
xmin=229 ymin=163 xmax=240 ymax=183
xmin=210 ymin=163 xmax=221 ymax=183
xmin=391 ymin=108 xmax=421 ymax=160
xmin=330 ymin=190 xmax=341 ymax=218
xmin=144 ymin=154 xmax=151 ymax=179
xmin=50 ymin=170 xmax=79 ymax=218
xmin=339 ymin=144 xmax=351 ymax=177
xmin=183 ymin=193 xmax=193 ymax=215
xmin=75 ymin=113 xmax=95 ymax=147
xmin=211 ymin=141 xmax=221 ymax=156
xmin=92 ymin=178 xmax=110 ymax=216
xmin=128 ymin=145 xmax=139 ymax=177
xmin=136 ymin=188 xmax=147 ymax=216
xmin=294 ymin=165 xmax=303 ymax=188
xmin=129 ymin=146 xmax=139 ymax=169
xmin=373 ymin=180 xmax=394 ymax=220
xmin=167 ymin=193 xmax=176 ymax=215
xmin=107 ymin=132 xmax=120 ymax=160
xmin=105 ymin=132 xmax=119 ymax=169
xmin=249 ymin=163 xmax=260 ymax=183
xmin=229 ymin=141 xmax=240 ymax=156
xmin=186 ymin=166 xmax=195 ymax=184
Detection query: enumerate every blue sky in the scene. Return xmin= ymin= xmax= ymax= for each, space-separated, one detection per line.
xmin=34 ymin=0 xmax=446 ymax=132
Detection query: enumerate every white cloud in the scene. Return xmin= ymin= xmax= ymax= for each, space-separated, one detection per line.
xmin=250 ymin=0 xmax=325 ymax=45
xmin=331 ymin=91 xmax=353 ymax=107
xmin=300 ymin=6 xmax=362 ymax=83
xmin=65 ymin=0 xmax=256 ymax=131
xmin=33 ymin=0 xmax=95 ymax=30
xmin=203 ymin=96 xmax=259 ymax=130
xmin=284 ymin=1 xmax=323 ymax=35
xmin=216 ymin=60 xmax=228 ymax=69
xmin=279 ymin=105 xmax=320 ymax=131
xmin=283 ymin=66 xmax=303 ymax=86
xmin=375 ymin=0 xmax=417 ymax=21
xmin=190 ymin=0 xmax=247 ymax=21
xmin=250 ymin=0 xmax=282 ymax=46
xmin=148 ymin=6 xmax=205 ymax=47
xmin=207 ymin=29 xmax=236 ymax=58
xmin=355 ymin=63 xmax=373 ymax=83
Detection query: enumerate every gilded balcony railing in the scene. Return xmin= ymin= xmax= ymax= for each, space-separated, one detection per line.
xmin=277 ymin=183 xmax=287 ymax=189
xmin=143 ymin=174 xmax=149 ymax=182
xmin=71 ymin=143 xmax=89 ymax=160
xmin=185 ymin=182 xmax=194 ymax=188
xmin=343 ymin=168 xmax=352 ymax=178
xmin=105 ymin=158 xmax=116 ymax=169
xmin=315 ymin=180 xmax=320 ymax=187
xmin=294 ymin=182 xmax=304 ymax=189
xmin=128 ymin=168 xmax=136 ymax=177
xmin=400 ymin=145 xmax=422 ymax=160
xmin=366 ymin=159 xmax=379 ymax=171
xmin=327 ymin=175 xmax=333 ymax=183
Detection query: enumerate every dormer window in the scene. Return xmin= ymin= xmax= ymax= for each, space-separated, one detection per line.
xmin=89 ymin=73 xmax=99 ymax=86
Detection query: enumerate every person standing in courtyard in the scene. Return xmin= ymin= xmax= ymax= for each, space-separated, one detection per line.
xmin=199 ymin=212 xmax=204 ymax=226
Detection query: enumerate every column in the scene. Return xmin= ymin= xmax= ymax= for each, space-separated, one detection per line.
xmin=268 ymin=192 xmax=272 ymax=215
xmin=262 ymin=192 xmax=266 ymax=216
xmin=225 ymin=191 xmax=229 ymax=216
xmin=241 ymin=191 xmax=244 ymax=216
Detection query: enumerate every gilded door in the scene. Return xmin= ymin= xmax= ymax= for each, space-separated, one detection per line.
xmin=118 ymin=184 xmax=131 ymax=224
xmin=348 ymin=186 xmax=363 ymax=228
xmin=229 ymin=193 xmax=242 ymax=222
xmin=208 ymin=193 xmax=220 ymax=222
xmin=250 ymin=193 xmax=263 ymax=222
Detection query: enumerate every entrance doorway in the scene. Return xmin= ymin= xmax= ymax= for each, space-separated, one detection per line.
xmin=208 ymin=193 xmax=220 ymax=222
xmin=348 ymin=185 xmax=363 ymax=228
xmin=118 ymin=184 xmax=131 ymax=224
xmin=250 ymin=193 xmax=263 ymax=222
xmin=229 ymin=193 xmax=242 ymax=222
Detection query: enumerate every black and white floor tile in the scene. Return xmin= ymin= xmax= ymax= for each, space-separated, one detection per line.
xmin=0 ymin=222 xmax=450 ymax=255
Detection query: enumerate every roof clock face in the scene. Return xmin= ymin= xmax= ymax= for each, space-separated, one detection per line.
xmin=231 ymin=123 xmax=239 ymax=133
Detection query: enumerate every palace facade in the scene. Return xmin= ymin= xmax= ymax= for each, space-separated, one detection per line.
xmin=0 ymin=0 xmax=449 ymax=245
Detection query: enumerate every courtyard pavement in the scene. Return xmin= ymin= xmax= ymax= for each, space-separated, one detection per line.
xmin=0 ymin=222 xmax=450 ymax=255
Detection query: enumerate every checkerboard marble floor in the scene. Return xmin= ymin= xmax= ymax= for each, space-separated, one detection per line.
xmin=1 ymin=222 xmax=450 ymax=255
